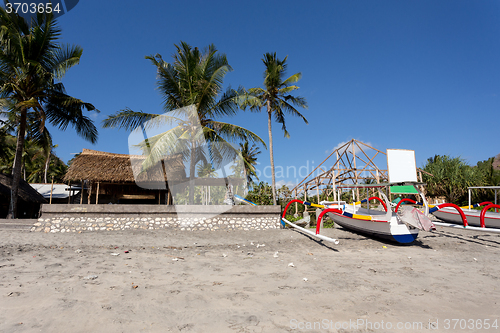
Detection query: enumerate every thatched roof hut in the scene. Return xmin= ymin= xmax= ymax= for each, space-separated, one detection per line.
xmin=62 ymin=149 xmax=187 ymax=204
xmin=63 ymin=149 xmax=186 ymax=183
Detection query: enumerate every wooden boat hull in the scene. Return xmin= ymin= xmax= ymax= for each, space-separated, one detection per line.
xmin=433 ymin=208 xmax=500 ymax=229
xmin=327 ymin=211 xmax=419 ymax=244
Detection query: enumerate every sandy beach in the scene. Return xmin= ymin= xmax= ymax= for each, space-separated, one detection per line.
xmin=0 ymin=225 xmax=499 ymax=333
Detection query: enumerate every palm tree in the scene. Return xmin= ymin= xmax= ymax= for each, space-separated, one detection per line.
xmin=240 ymin=53 xmax=308 ymax=205
xmin=0 ymin=9 xmax=99 ymax=218
xmin=103 ymin=42 xmax=265 ymax=204
xmin=239 ymin=141 xmax=261 ymax=188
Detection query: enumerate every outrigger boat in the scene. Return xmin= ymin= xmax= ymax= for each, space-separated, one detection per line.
xmin=324 ymin=182 xmax=435 ymax=243
xmin=281 ymin=149 xmax=437 ymax=244
xmin=282 ymin=181 xmax=435 ymax=244
xmin=430 ymin=186 xmax=500 ymax=229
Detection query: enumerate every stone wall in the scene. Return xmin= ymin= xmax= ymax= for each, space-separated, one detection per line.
xmin=33 ymin=204 xmax=282 ymax=233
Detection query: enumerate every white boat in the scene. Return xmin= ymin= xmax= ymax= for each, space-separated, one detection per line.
xmin=431 ymin=186 xmax=500 ymax=228
xmin=432 ymin=206 xmax=500 ymax=229
xmin=320 ymin=184 xmax=434 ymax=244
xmin=324 ymin=203 xmax=418 ymax=243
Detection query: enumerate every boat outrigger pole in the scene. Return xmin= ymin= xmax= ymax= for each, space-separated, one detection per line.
xmin=281 ymin=200 xmax=340 ymax=244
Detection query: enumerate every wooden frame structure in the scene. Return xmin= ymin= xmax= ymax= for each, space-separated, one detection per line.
xmin=290 ymin=139 xmax=427 ymax=214
xmin=291 ymin=139 xmax=388 ymax=204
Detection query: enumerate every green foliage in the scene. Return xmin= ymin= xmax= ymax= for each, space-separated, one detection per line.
xmin=246 ymin=181 xmax=274 ymax=206
xmin=284 ymin=215 xmax=302 ymax=222
xmin=0 ymin=133 xmax=67 ymax=182
xmin=423 ymin=155 xmax=484 ymax=205
xmin=237 ymin=142 xmax=261 ymax=185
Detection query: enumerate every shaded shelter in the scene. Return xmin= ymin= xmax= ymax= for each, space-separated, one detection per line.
xmin=0 ymin=173 xmax=46 ymax=218
xmin=63 ymin=149 xmax=187 ymax=204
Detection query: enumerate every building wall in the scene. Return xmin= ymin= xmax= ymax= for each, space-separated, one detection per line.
xmin=33 ymin=204 xmax=282 ymax=233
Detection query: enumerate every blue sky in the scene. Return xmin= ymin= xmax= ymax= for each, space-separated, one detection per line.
xmin=35 ymin=0 xmax=500 ymax=187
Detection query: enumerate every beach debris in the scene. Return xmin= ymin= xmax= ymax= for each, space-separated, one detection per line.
xmin=408 ymin=256 xmax=411 ymax=259
xmin=473 ymin=258 xmax=478 ymax=261
xmin=250 ymin=242 xmax=254 ymax=245
xmin=382 ymin=246 xmax=387 ymax=249
xmin=83 ymin=275 xmax=98 ymax=280
xmin=307 ymin=253 xmax=313 ymax=256
xmin=111 ymin=253 xmax=120 ymax=256
xmin=172 ymin=257 xmax=184 ymax=261
xmin=256 ymin=244 xmax=265 ymax=248
xmin=75 ymin=249 xmax=82 ymax=254
xmin=222 ymin=253 xmax=227 ymax=258
xmin=247 ymin=252 xmax=253 ymax=257
xmin=132 ymin=284 xmax=138 ymax=289
xmin=124 ymin=250 xmax=130 ymax=253
xmin=273 ymin=252 xmax=279 ymax=258
xmin=303 ymin=278 xmax=308 ymax=282
xmin=288 ymin=263 xmax=295 ymax=268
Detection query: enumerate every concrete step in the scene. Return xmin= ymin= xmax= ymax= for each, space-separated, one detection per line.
xmin=0 ymin=219 xmax=36 ymax=231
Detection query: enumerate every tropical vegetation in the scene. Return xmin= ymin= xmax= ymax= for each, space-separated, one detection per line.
xmin=0 ymin=132 xmax=67 ymax=183
xmin=422 ymin=154 xmax=500 ymax=205
xmin=0 ymin=9 xmax=98 ymax=217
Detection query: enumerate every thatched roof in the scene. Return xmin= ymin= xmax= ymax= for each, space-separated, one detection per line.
xmin=0 ymin=174 xmax=47 ymax=203
xmin=63 ymin=149 xmax=186 ymax=183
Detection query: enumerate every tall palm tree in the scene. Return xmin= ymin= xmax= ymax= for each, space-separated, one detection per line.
xmin=0 ymin=9 xmax=99 ymax=218
xmin=103 ymin=42 xmax=265 ymax=204
xmin=240 ymin=53 xmax=308 ymax=205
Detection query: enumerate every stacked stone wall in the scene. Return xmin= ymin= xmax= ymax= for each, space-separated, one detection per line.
xmin=33 ymin=204 xmax=281 ymax=233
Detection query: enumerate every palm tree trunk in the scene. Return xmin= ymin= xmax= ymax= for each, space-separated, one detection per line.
xmin=267 ymin=100 xmax=277 ymax=205
xmin=243 ymin=167 xmax=248 ymax=196
xmin=189 ymin=140 xmax=196 ymax=205
xmin=8 ymin=108 xmax=28 ymax=219
xmin=44 ymin=148 xmax=51 ymax=183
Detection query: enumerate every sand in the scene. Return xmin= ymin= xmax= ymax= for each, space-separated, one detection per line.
xmin=0 ymin=226 xmax=499 ymax=333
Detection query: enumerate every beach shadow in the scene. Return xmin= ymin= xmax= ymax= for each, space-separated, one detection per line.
xmin=431 ymin=230 xmax=500 ymax=248
xmin=290 ymin=229 xmax=339 ymax=252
